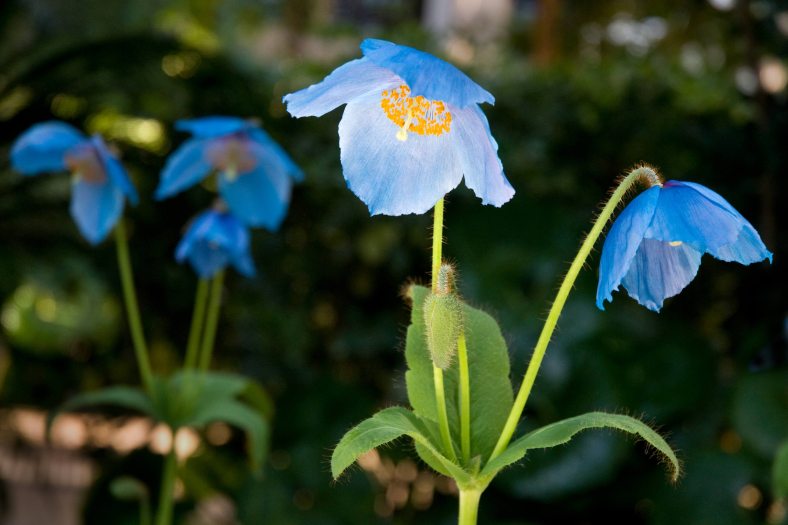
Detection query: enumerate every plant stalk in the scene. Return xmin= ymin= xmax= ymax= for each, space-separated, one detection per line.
xmin=457 ymin=332 xmax=471 ymax=462
xmin=430 ymin=198 xmax=456 ymax=461
xmin=154 ymin=447 xmax=177 ymax=525
xmin=114 ymin=220 xmax=154 ymax=394
xmin=198 ymin=270 xmax=225 ymax=371
xmin=488 ymin=166 xmax=657 ymax=461
xmin=184 ymin=278 xmax=209 ymax=369
xmin=458 ymin=488 xmax=482 ymax=525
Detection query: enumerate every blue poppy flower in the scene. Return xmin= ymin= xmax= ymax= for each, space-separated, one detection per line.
xmin=175 ymin=207 xmax=255 ymax=278
xmin=597 ymin=180 xmax=772 ymax=312
xmin=11 ymin=121 xmax=138 ymax=245
xmin=283 ymin=38 xmax=514 ymax=216
xmin=156 ymin=116 xmax=303 ymax=231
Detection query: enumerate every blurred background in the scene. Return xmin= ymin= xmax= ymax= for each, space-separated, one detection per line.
xmin=0 ymin=0 xmax=786 ymax=524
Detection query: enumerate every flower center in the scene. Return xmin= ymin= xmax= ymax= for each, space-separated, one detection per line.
xmin=65 ymin=144 xmax=106 ymax=184
xmin=206 ymin=135 xmax=258 ymax=177
xmin=668 ymin=241 xmax=683 ymax=247
xmin=381 ymin=85 xmax=452 ymax=142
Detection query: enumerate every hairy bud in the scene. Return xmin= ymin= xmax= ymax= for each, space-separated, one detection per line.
xmin=424 ymin=264 xmax=463 ymax=369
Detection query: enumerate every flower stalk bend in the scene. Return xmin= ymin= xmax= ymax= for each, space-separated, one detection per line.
xmin=114 ymin=220 xmax=154 ymax=394
xmin=488 ymin=166 xmax=659 ymax=461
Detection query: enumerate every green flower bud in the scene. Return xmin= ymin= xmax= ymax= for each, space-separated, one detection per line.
xmin=424 ymin=264 xmax=463 ymax=369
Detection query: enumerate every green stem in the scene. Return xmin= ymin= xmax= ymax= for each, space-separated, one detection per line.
xmin=433 ymin=366 xmax=457 ymax=462
xmin=488 ymin=166 xmax=657 ymax=461
xmin=154 ymin=447 xmax=177 ymax=525
xmin=114 ymin=220 xmax=154 ymax=394
xmin=198 ymin=270 xmax=225 ymax=371
xmin=184 ymin=278 xmax=209 ymax=369
xmin=430 ymin=198 xmax=456 ymax=461
xmin=457 ymin=332 xmax=471 ymax=463
xmin=431 ymin=197 xmax=444 ymax=289
xmin=458 ymin=488 xmax=482 ymax=525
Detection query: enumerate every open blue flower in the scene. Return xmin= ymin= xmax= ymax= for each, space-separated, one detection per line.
xmin=176 ymin=207 xmax=255 ymax=278
xmin=597 ymin=180 xmax=772 ymax=312
xmin=156 ymin=116 xmax=303 ymax=231
xmin=283 ymin=39 xmax=514 ymax=216
xmin=11 ymin=121 xmax=138 ymax=244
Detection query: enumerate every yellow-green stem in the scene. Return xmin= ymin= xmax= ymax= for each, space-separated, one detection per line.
xmin=433 ymin=366 xmax=457 ymax=462
xmin=154 ymin=447 xmax=177 ymax=525
xmin=488 ymin=166 xmax=656 ymax=461
xmin=430 ymin=198 xmax=456 ymax=461
xmin=114 ymin=220 xmax=154 ymax=394
xmin=458 ymin=488 xmax=482 ymax=525
xmin=198 ymin=270 xmax=225 ymax=371
xmin=184 ymin=278 xmax=209 ymax=369
xmin=457 ymin=332 xmax=471 ymax=462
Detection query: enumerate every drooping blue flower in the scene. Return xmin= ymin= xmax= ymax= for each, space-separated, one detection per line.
xmin=156 ymin=116 xmax=303 ymax=231
xmin=597 ymin=180 xmax=772 ymax=312
xmin=283 ymin=39 xmax=514 ymax=216
xmin=11 ymin=121 xmax=138 ymax=244
xmin=175 ymin=206 xmax=255 ymax=278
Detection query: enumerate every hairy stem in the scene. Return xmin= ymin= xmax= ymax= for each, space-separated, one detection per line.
xmin=198 ymin=270 xmax=225 ymax=371
xmin=184 ymin=278 xmax=209 ymax=369
xmin=488 ymin=166 xmax=657 ymax=461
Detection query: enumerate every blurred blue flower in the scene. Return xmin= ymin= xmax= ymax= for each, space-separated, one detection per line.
xmin=11 ymin=121 xmax=138 ymax=244
xmin=156 ymin=116 xmax=303 ymax=231
xmin=176 ymin=207 xmax=255 ymax=278
xmin=597 ymin=180 xmax=772 ymax=312
xmin=283 ymin=38 xmax=514 ymax=216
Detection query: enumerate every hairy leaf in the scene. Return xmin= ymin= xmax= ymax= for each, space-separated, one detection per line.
xmin=481 ymin=411 xmax=679 ymax=481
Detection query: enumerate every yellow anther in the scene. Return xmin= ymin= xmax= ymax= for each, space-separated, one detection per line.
xmin=669 ymin=241 xmax=683 ymax=247
xmin=381 ymin=85 xmax=451 ymax=140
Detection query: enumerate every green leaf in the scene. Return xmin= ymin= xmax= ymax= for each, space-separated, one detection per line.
xmin=331 ymin=406 xmax=472 ymax=486
xmin=48 ymin=386 xmax=155 ymax=436
xmin=481 ymin=411 xmax=679 ymax=481
xmin=774 ymin=440 xmax=788 ymax=499
xmin=190 ymin=398 xmax=269 ymax=472
xmin=405 ymin=285 xmax=513 ymax=461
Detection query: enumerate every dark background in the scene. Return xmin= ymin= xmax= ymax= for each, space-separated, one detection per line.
xmin=0 ymin=0 xmax=785 ymax=524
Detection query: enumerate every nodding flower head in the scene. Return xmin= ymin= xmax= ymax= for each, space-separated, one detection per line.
xmin=156 ymin=116 xmax=303 ymax=231
xmin=175 ymin=205 xmax=256 ymax=279
xmin=11 ymin=121 xmax=138 ymax=244
xmin=283 ymin=38 xmax=514 ymax=216
xmin=597 ymin=180 xmax=772 ymax=312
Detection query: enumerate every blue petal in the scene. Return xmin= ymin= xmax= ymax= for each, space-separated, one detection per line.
xmin=248 ymin=128 xmax=304 ymax=181
xmin=176 ymin=210 xmax=255 ymax=278
xmin=91 ymin=136 xmax=138 ymax=205
xmin=176 ymin=117 xmax=251 ymax=138
xmin=360 ymin=39 xmax=494 ymax=108
xmin=596 ymin=186 xmax=661 ymax=310
xmin=70 ymin=179 xmax=125 ymax=245
xmin=156 ymin=137 xmax=214 ymax=199
xmin=675 ymin=181 xmax=772 ymax=264
xmin=218 ymin=166 xmax=292 ymax=230
xmin=646 ymin=181 xmax=743 ymax=255
xmin=11 ymin=122 xmax=86 ymax=175
xmin=620 ymin=239 xmax=703 ymax=312
xmin=338 ymin=91 xmax=463 ymax=216
xmin=451 ymin=104 xmax=514 ymax=206
xmin=283 ymin=57 xmax=400 ymax=118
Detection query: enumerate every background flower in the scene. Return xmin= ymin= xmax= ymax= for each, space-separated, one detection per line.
xmin=175 ymin=206 xmax=255 ymax=278
xmin=156 ymin=116 xmax=302 ymax=231
xmin=284 ymin=39 xmax=514 ymax=216
xmin=597 ymin=180 xmax=772 ymax=312
xmin=11 ymin=121 xmax=138 ymax=244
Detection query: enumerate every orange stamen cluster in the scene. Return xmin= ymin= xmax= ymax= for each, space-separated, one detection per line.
xmin=381 ymin=85 xmax=451 ymax=141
